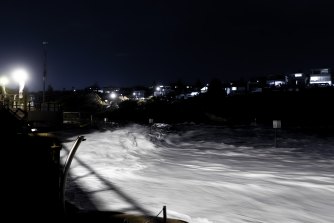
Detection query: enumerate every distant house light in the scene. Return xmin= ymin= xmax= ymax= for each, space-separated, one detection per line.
xmin=295 ymin=73 xmax=303 ymax=77
xmin=232 ymin=87 xmax=237 ymax=91
xmin=156 ymin=87 xmax=161 ymax=91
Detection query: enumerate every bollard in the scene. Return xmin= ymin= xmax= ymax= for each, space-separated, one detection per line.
xmin=275 ymin=128 xmax=277 ymax=148
xmin=273 ymin=120 xmax=281 ymax=148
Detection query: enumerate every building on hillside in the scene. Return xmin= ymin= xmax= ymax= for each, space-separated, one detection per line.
xmin=308 ymin=68 xmax=332 ymax=87
xmin=266 ymin=74 xmax=287 ymax=89
xmin=132 ymin=90 xmax=145 ymax=100
xmin=200 ymin=84 xmax=209 ymax=93
xmin=153 ymin=85 xmax=172 ymax=97
xmin=102 ymin=87 xmax=120 ymax=94
xmin=286 ymin=73 xmax=308 ymax=90
xmin=247 ymin=78 xmax=266 ymax=93
xmin=225 ymin=81 xmax=247 ymax=95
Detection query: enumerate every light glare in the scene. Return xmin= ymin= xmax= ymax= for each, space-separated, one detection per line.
xmin=0 ymin=76 xmax=9 ymax=86
xmin=110 ymin=92 xmax=117 ymax=99
xmin=12 ymin=68 xmax=28 ymax=93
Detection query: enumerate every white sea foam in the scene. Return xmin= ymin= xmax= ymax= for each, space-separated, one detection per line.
xmin=56 ymin=124 xmax=334 ymax=223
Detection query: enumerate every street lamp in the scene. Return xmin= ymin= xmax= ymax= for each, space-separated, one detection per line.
xmin=110 ymin=92 xmax=117 ymax=99
xmin=0 ymin=76 xmax=9 ymax=97
xmin=12 ymin=68 xmax=28 ymax=99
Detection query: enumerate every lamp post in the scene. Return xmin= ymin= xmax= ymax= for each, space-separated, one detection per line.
xmin=43 ymin=41 xmax=48 ymax=103
xmin=0 ymin=76 xmax=9 ymax=97
xmin=12 ymin=68 xmax=28 ymax=109
xmin=12 ymin=68 xmax=28 ymax=99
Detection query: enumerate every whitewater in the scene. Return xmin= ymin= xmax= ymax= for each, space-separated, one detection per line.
xmin=55 ymin=124 xmax=334 ymax=223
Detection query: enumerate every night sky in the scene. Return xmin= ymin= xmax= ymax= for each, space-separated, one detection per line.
xmin=1 ymin=0 xmax=334 ymax=92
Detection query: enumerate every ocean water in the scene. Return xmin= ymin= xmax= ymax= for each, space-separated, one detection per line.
xmin=56 ymin=124 xmax=334 ymax=223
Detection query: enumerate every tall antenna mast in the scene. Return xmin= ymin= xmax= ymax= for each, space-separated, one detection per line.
xmin=42 ymin=41 xmax=48 ymax=103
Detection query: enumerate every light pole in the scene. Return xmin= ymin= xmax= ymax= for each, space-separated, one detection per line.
xmin=12 ymin=68 xmax=28 ymax=109
xmin=43 ymin=41 xmax=48 ymax=103
xmin=0 ymin=76 xmax=9 ymax=97
xmin=12 ymin=68 xmax=28 ymax=99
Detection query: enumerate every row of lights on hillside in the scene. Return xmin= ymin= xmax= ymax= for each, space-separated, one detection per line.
xmin=0 ymin=68 xmax=28 ymax=99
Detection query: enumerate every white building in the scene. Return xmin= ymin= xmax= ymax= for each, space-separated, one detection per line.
xmin=309 ymin=68 xmax=332 ymax=86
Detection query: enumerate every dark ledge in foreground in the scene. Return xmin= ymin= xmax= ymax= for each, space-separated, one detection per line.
xmin=64 ymin=202 xmax=187 ymax=223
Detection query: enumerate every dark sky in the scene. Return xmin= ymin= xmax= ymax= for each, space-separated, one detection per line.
xmin=1 ymin=0 xmax=334 ymax=91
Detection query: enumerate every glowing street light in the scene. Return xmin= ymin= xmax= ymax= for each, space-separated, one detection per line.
xmin=12 ymin=68 xmax=28 ymax=99
xmin=110 ymin=92 xmax=117 ymax=99
xmin=0 ymin=76 xmax=9 ymax=96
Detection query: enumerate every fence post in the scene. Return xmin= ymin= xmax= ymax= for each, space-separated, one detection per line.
xmin=163 ymin=206 xmax=167 ymax=223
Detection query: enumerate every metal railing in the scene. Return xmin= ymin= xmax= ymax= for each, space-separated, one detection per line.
xmin=60 ymin=136 xmax=86 ymax=213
